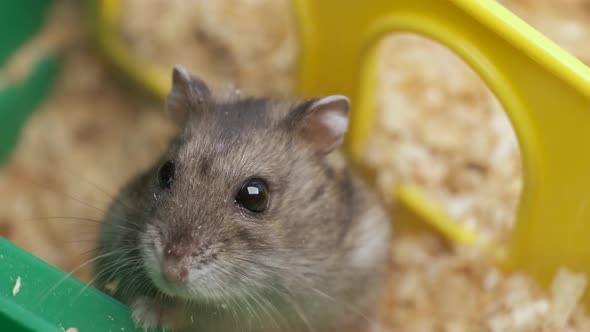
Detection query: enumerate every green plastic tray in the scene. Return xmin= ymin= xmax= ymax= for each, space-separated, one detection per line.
xmin=0 ymin=237 xmax=146 ymax=332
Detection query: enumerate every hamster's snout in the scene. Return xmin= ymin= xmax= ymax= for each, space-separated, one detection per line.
xmin=162 ymin=245 xmax=190 ymax=283
xmin=158 ymin=241 xmax=219 ymax=285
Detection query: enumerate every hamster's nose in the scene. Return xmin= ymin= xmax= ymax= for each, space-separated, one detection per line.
xmin=162 ymin=246 xmax=189 ymax=284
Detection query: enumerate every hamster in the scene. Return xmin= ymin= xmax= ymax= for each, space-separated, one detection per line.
xmin=94 ymin=65 xmax=392 ymax=332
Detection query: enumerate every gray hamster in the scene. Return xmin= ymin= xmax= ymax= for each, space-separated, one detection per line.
xmin=94 ymin=65 xmax=392 ymax=332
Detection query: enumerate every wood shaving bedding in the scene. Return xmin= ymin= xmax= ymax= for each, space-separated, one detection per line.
xmin=380 ymin=233 xmax=590 ymax=332
xmin=0 ymin=0 xmax=589 ymax=330
xmin=365 ymin=33 xmax=521 ymax=242
xmin=12 ymin=276 xmax=21 ymax=296
xmin=119 ymin=0 xmax=297 ymax=97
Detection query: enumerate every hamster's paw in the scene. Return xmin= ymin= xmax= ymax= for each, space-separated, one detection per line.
xmin=130 ymin=297 xmax=178 ymax=331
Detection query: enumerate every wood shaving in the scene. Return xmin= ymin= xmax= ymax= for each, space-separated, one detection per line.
xmin=103 ymin=280 xmax=120 ymax=295
xmin=549 ymin=268 xmax=588 ymax=328
xmin=12 ymin=276 xmax=21 ymax=296
xmin=1 ymin=0 xmax=589 ymax=331
xmin=119 ymin=0 xmax=297 ymax=97
xmin=365 ymin=33 xmax=522 ymax=242
xmin=379 ymin=233 xmax=590 ymax=332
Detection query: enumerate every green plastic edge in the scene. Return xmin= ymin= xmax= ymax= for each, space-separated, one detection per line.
xmin=0 ymin=0 xmax=57 ymax=166
xmin=0 ymin=236 xmax=155 ymax=332
xmin=0 ymin=57 xmax=61 ymax=165
xmin=0 ymin=1 xmax=54 ymax=65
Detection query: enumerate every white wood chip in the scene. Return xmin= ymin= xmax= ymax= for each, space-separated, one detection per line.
xmin=12 ymin=276 xmax=21 ymax=296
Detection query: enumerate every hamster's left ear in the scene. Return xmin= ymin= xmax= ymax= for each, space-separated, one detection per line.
xmin=166 ymin=64 xmax=211 ymax=125
xmin=286 ymin=95 xmax=350 ymax=155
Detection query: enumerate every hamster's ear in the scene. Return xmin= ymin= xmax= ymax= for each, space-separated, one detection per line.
xmin=166 ymin=65 xmax=211 ymax=124
xmin=288 ymin=95 xmax=350 ymax=155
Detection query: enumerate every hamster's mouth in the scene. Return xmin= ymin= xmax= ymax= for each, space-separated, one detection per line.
xmin=141 ymin=245 xmax=232 ymax=300
xmin=139 ymin=231 xmax=256 ymax=301
xmin=147 ymin=264 xmax=241 ymax=300
xmin=148 ymin=269 xmax=191 ymax=297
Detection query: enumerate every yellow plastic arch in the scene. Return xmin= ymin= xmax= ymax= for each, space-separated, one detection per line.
xmin=293 ymin=0 xmax=590 ymax=303
xmin=93 ymin=0 xmax=590 ymax=306
xmin=91 ymin=0 xmax=170 ymax=100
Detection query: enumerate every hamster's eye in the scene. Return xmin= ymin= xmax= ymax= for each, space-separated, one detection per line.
xmin=235 ymin=178 xmax=269 ymax=213
xmin=157 ymin=160 xmax=175 ymax=189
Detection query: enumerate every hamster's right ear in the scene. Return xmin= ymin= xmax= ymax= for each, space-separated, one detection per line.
xmin=286 ymin=95 xmax=350 ymax=155
xmin=166 ymin=65 xmax=211 ymax=125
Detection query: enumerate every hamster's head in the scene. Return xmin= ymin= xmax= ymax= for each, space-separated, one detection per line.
xmin=140 ymin=65 xmax=352 ymax=300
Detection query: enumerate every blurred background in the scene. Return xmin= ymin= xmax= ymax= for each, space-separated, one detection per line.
xmin=1 ymin=0 xmax=590 ymax=331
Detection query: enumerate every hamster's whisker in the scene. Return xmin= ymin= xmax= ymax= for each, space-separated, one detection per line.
xmin=233 ymin=264 xmax=312 ymax=332
xmin=127 ymin=270 xmax=155 ymax=301
xmin=73 ymin=256 xmax=142 ymax=303
xmin=61 ymin=231 xmax=128 ymax=245
xmin=246 ymin=290 xmax=277 ymax=329
xmin=228 ymin=283 xmax=249 ymax=330
xmin=57 ymin=166 xmax=120 ymax=200
xmin=62 ymin=238 xmax=101 ymax=246
xmin=213 ymin=270 xmax=242 ymax=329
xmin=94 ymin=256 xmax=144 ymax=292
xmin=28 ymin=216 xmax=144 ymax=234
xmin=89 ymin=251 xmax=138 ymax=286
xmin=292 ymin=276 xmax=385 ymax=331
xmin=82 ymin=247 xmax=137 ymax=274
xmin=290 ymin=299 xmax=314 ymax=332
xmin=54 ymin=192 xmax=140 ymax=230
xmin=217 ymin=263 xmax=292 ymax=331
xmin=40 ymin=167 xmax=149 ymax=225
xmin=27 ymin=178 xmax=110 ymax=214
xmin=227 ymin=259 xmax=289 ymax=297
xmin=114 ymin=199 xmax=148 ymax=219
xmin=237 ymin=291 xmax=264 ymax=330
xmin=59 ymin=168 xmax=147 ymax=217
xmin=241 ymin=254 xmax=329 ymax=279
xmin=76 ymin=246 xmax=99 ymax=257
xmin=212 ymin=264 xmax=260 ymax=328
xmin=36 ymin=249 xmax=130 ymax=305
xmin=113 ymin=260 xmax=150 ymax=299
xmin=29 ymin=176 xmax=144 ymax=229
xmin=102 ymin=210 xmax=144 ymax=231
xmin=229 ymin=255 xmax=383 ymax=330
xmin=18 ymin=216 xmax=103 ymax=224
xmin=254 ymin=289 xmax=288 ymax=331
xmin=96 ymin=233 xmax=143 ymax=253
xmin=16 ymin=173 xmax=111 ymax=211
